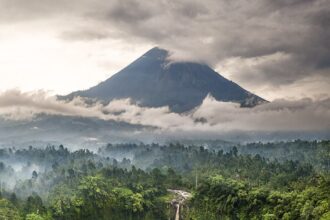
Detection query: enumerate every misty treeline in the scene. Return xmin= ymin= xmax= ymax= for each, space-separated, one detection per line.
xmin=0 ymin=140 xmax=329 ymax=219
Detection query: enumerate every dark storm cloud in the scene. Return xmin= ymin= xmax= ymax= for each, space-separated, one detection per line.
xmin=0 ymin=0 xmax=72 ymax=22
xmin=0 ymin=0 xmax=329 ymax=90
xmin=105 ymin=0 xmax=153 ymax=23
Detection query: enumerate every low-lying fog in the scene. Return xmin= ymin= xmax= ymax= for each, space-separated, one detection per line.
xmin=0 ymin=90 xmax=329 ymax=147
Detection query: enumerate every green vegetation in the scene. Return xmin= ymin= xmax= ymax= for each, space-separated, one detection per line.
xmin=0 ymin=140 xmax=329 ymax=219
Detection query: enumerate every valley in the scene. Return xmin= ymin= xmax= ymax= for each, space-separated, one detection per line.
xmin=0 ymin=141 xmax=329 ymax=219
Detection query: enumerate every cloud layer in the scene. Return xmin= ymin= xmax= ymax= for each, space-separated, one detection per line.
xmin=0 ymin=90 xmax=329 ymax=138
xmin=0 ymin=0 xmax=329 ymax=99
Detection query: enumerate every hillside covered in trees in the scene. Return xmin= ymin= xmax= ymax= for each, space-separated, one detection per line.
xmin=0 ymin=140 xmax=329 ymax=219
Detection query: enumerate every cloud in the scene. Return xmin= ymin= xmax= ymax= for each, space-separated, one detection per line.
xmin=217 ymin=52 xmax=306 ymax=87
xmin=0 ymin=90 xmax=105 ymax=120
xmin=0 ymin=90 xmax=329 ymax=138
xmin=0 ymin=0 xmax=329 ymax=100
xmin=0 ymin=0 xmax=330 ymax=80
xmin=192 ymin=95 xmax=330 ymax=132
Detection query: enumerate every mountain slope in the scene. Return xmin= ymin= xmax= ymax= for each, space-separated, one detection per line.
xmin=65 ymin=47 xmax=266 ymax=112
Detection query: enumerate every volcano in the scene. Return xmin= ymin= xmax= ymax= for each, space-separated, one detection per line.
xmin=65 ymin=47 xmax=266 ymax=112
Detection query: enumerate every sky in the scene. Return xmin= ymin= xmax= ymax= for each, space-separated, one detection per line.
xmin=0 ymin=0 xmax=329 ymax=101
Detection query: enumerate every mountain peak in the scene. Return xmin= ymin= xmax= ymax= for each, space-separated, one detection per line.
xmin=65 ymin=47 xmax=266 ymax=112
xmin=144 ymin=46 xmax=168 ymax=56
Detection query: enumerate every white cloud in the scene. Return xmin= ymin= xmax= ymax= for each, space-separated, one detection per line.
xmin=0 ymin=90 xmax=329 ymax=136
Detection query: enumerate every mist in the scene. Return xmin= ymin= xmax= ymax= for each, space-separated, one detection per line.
xmin=0 ymin=90 xmax=329 ymax=145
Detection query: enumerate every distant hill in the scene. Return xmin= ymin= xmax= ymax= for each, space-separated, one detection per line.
xmin=64 ymin=47 xmax=266 ymax=112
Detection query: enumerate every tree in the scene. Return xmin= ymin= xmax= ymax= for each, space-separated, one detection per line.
xmin=24 ymin=194 xmax=45 ymax=215
xmin=26 ymin=213 xmax=45 ymax=220
xmin=0 ymin=198 xmax=22 ymax=220
xmin=32 ymin=170 xmax=38 ymax=179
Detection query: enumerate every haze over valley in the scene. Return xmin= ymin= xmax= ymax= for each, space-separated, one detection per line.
xmin=0 ymin=47 xmax=329 ymax=147
xmin=0 ymin=0 xmax=329 ymax=219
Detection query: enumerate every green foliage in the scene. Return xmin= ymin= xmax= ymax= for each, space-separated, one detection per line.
xmin=0 ymin=141 xmax=329 ymax=219
xmin=24 ymin=194 xmax=46 ymax=216
xmin=26 ymin=213 xmax=45 ymax=220
xmin=0 ymin=198 xmax=22 ymax=220
xmin=188 ymin=175 xmax=330 ymax=219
